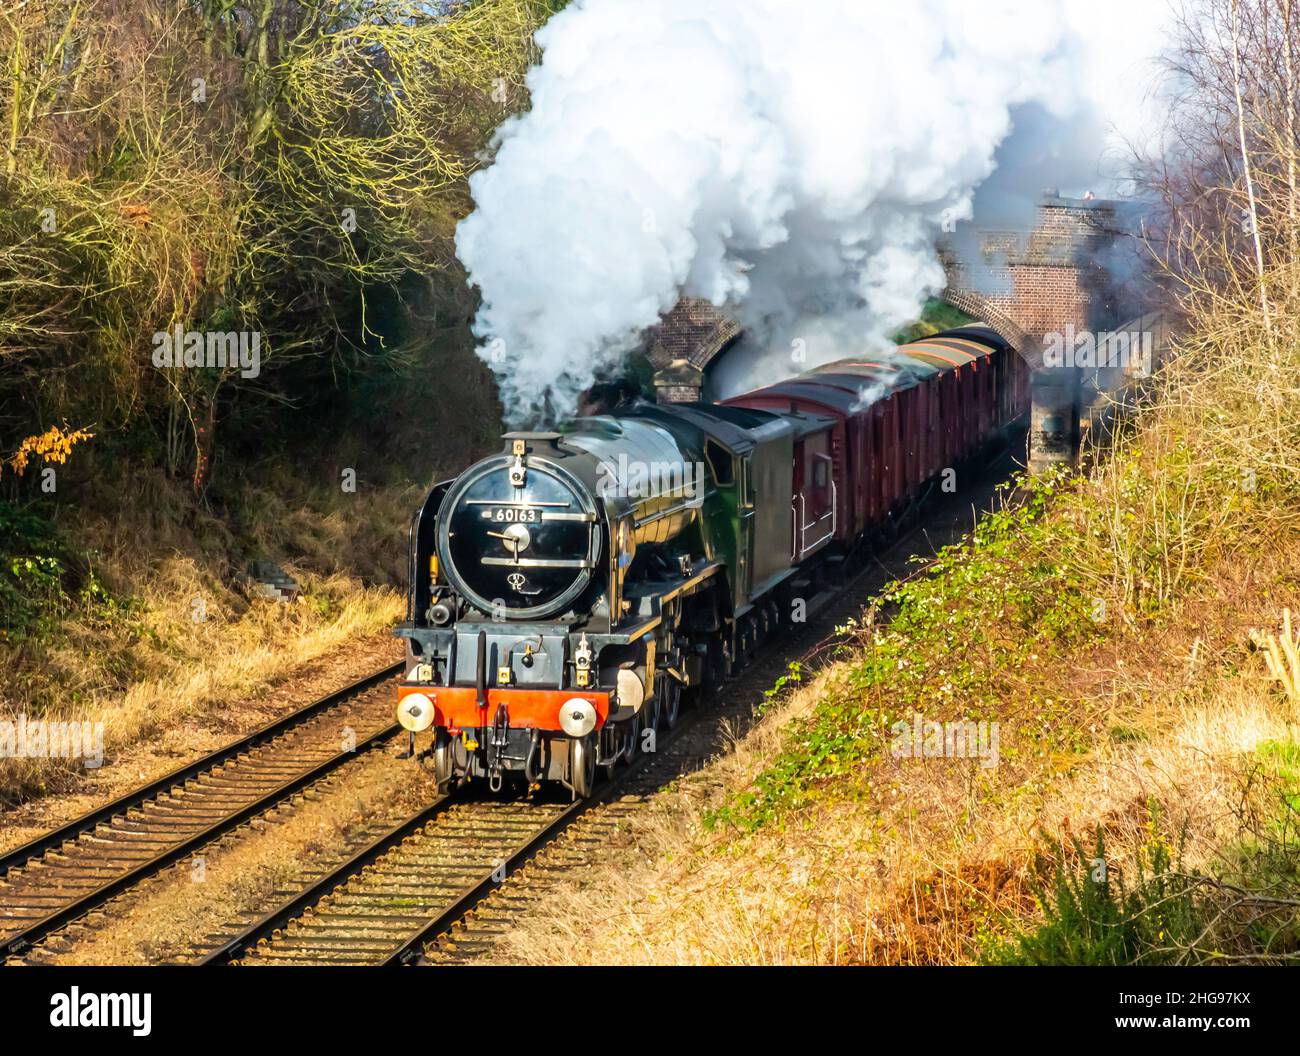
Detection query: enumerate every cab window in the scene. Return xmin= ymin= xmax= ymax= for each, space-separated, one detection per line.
xmin=704 ymin=440 xmax=734 ymax=485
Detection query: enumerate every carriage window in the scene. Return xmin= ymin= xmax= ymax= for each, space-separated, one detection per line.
xmin=813 ymin=459 xmax=829 ymax=488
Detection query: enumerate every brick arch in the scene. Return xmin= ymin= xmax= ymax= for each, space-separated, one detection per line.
xmin=646 ymin=299 xmax=743 ymax=402
xmin=645 ymin=300 xmax=742 ymax=371
xmin=938 ymin=287 xmax=1030 ymax=357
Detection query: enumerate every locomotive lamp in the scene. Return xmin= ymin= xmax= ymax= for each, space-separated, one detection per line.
xmin=508 ymin=439 xmax=527 ymax=486
xmin=615 ymin=668 xmax=644 ymax=714
xmin=573 ymin=633 xmax=593 ymax=688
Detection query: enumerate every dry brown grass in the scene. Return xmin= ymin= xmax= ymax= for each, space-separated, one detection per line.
xmin=0 ymin=568 xmax=403 ymax=805
xmin=0 ymin=458 xmax=414 ymax=805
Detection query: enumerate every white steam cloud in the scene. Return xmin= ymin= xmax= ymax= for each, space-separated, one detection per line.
xmin=456 ymin=0 xmax=1168 ymax=424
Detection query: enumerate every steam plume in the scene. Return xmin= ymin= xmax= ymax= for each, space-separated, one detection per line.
xmin=456 ymin=0 xmax=1168 ymax=423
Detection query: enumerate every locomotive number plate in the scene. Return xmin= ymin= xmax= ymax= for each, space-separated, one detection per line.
xmin=484 ymin=506 xmax=541 ymax=523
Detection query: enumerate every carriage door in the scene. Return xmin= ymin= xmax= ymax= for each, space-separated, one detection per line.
xmin=794 ymin=430 xmax=835 ymax=559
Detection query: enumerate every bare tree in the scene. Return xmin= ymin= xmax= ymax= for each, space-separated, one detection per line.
xmin=1 ymin=1 xmax=552 ymax=494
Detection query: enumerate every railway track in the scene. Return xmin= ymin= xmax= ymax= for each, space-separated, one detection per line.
xmin=420 ymin=556 xmax=888 ymax=965
xmin=194 ymin=539 xmax=898 ymax=967
xmin=199 ymin=796 xmax=572 ymax=965
xmin=0 ymin=660 xmax=404 ymax=959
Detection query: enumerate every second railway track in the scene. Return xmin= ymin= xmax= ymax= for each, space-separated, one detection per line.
xmin=200 ymin=796 xmax=573 ymax=965
xmin=0 ymin=660 xmax=404 ymax=959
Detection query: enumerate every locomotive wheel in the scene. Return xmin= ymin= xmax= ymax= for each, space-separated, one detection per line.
xmin=624 ymin=708 xmax=643 ymax=764
xmin=660 ymin=676 xmax=681 ymax=730
xmin=569 ymin=733 xmax=596 ymax=799
xmin=642 ymin=683 xmax=662 ymax=742
xmin=422 ymin=729 xmax=456 ymax=791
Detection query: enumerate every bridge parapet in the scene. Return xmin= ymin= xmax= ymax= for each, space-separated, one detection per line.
xmin=941 ymin=194 xmax=1136 ymax=344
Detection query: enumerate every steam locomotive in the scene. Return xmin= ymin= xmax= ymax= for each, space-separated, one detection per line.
xmin=394 ymin=326 xmax=1028 ymax=796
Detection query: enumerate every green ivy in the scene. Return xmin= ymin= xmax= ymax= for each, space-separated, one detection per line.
xmin=708 ymin=470 xmax=1100 ymax=831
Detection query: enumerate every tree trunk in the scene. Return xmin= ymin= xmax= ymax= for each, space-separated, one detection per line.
xmin=1229 ymin=0 xmax=1271 ymax=330
xmin=5 ymin=18 xmax=21 ymax=178
xmin=1282 ymin=0 xmax=1298 ymax=297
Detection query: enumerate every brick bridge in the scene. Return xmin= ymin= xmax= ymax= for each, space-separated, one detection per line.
xmin=642 ymin=194 xmax=1152 ymax=464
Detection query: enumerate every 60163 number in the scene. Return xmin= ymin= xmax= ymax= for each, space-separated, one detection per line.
xmin=490 ymin=507 xmax=540 ymax=523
